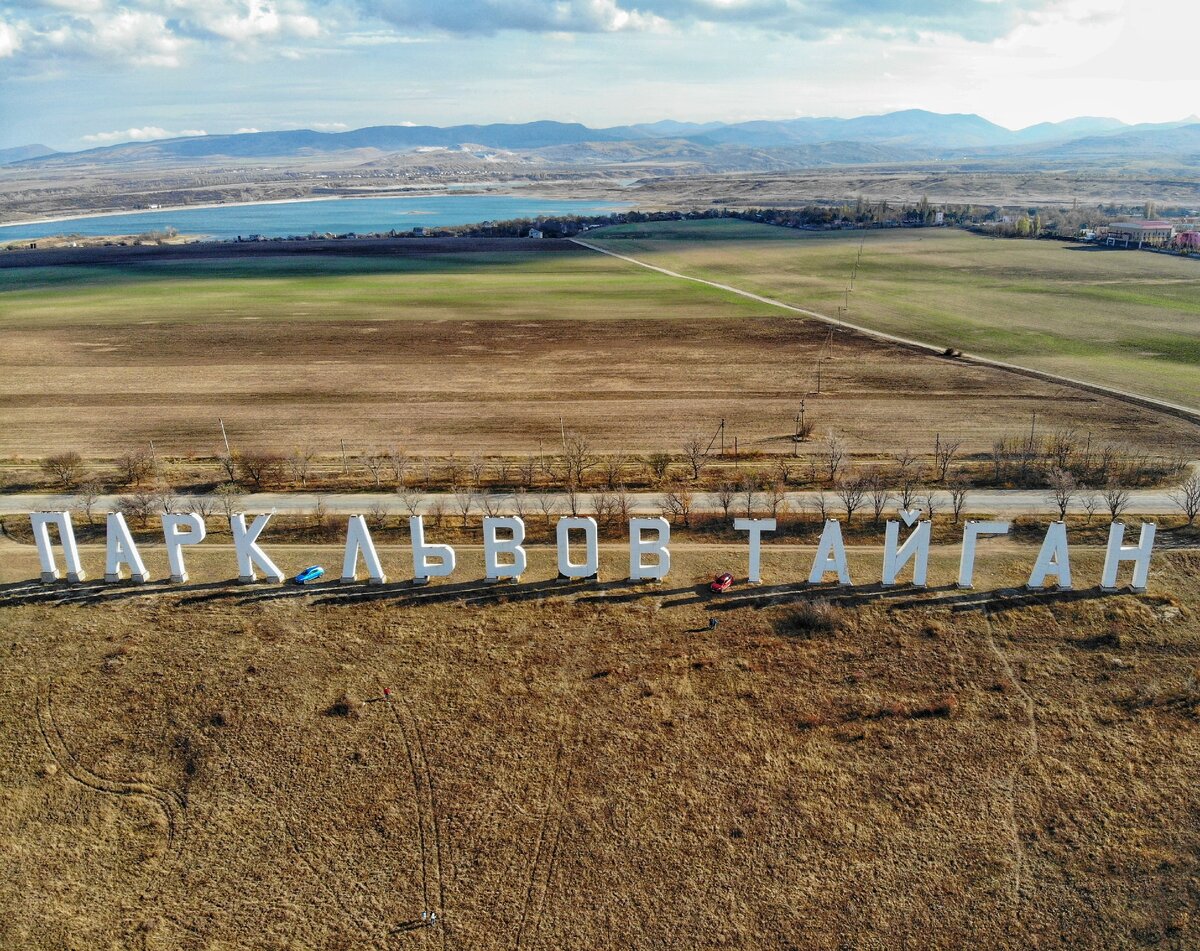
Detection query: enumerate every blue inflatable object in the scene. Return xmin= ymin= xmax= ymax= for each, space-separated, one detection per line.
xmin=293 ymin=565 xmax=325 ymax=585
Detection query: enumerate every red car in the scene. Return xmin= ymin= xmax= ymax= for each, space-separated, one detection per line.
xmin=709 ymin=572 xmax=734 ymax=593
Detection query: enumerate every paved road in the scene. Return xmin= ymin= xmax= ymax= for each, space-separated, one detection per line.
xmin=0 ymin=488 xmax=1186 ymax=518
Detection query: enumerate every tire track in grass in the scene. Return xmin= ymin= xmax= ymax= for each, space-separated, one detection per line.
xmin=35 ymin=677 xmax=183 ymax=858
xmin=514 ymin=741 xmax=574 ymax=950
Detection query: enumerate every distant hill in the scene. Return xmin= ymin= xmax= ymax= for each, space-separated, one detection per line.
xmin=0 ymin=144 xmax=57 ymax=165
xmin=16 ymin=112 xmax=1200 ymax=171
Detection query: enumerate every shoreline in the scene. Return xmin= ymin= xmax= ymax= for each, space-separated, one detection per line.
xmin=0 ymin=185 xmax=631 ymax=231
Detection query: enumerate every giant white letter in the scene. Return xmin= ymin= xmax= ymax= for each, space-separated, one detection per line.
xmin=231 ymin=513 xmax=285 ymax=583
xmin=629 ymin=517 xmax=671 ymax=581
xmin=484 ymin=516 xmax=526 ymax=581
xmin=957 ymin=520 xmax=1010 ymax=589
xmin=882 ymin=519 xmax=931 ymax=587
xmin=409 ymin=515 xmax=455 ymax=584
xmin=809 ymin=520 xmax=851 ymax=585
xmin=341 ymin=515 xmax=387 ymax=584
xmin=105 ymin=512 xmax=149 ymax=583
xmin=1101 ymin=521 xmax=1155 ymax=592
xmin=734 ymin=517 xmax=775 ymax=584
xmin=1028 ymin=521 xmax=1072 ymax=590
xmin=162 ymin=512 xmax=206 ymax=583
xmin=557 ymin=516 xmax=599 ymax=579
xmin=30 ymin=512 xmax=85 ymax=583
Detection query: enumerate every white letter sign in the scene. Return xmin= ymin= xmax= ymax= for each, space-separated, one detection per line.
xmin=809 ymin=520 xmax=851 ymax=585
xmin=105 ymin=512 xmax=149 ymax=583
xmin=31 ymin=512 xmax=85 ymax=583
xmin=882 ymin=518 xmax=931 ymax=587
xmin=409 ymin=515 xmax=455 ymax=584
xmin=958 ymin=520 xmax=1010 ymax=589
xmin=557 ymin=516 xmax=599 ymax=579
xmin=1101 ymin=521 xmax=1155 ymax=592
xmin=484 ymin=516 xmax=526 ymax=581
xmin=629 ymin=517 xmax=671 ymax=581
xmin=342 ymin=515 xmax=387 ymax=584
xmin=231 ymin=513 xmax=285 ymax=584
xmin=162 ymin=513 xmax=206 ymax=583
xmin=1028 ymin=521 xmax=1072 ymax=590
xmin=734 ymin=517 xmax=775 ymax=584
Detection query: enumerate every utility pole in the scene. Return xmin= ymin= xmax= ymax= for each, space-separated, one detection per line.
xmin=560 ymin=416 xmax=567 ymax=453
xmin=219 ymin=418 xmax=230 ymax=455
xmin=340 ymin=439 xmax=348 ymax=474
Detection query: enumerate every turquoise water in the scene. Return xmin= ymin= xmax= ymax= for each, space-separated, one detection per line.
xmin=0 ymin=194 xmax=631 ymax=242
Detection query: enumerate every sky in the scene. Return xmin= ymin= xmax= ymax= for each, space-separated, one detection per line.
xmin=0 ymin=0 xmax=1195 ymax=151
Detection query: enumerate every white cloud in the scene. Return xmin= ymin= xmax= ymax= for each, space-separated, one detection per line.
xmin=234 ymin=126 xmax=261 ymax=133
xmin=0 ymin=21 xmax=20 ymax=58
xmin=311 ymin=121 xmax=348 ymax=131
xmin=81 ymin=125 xmax=207 ymax=144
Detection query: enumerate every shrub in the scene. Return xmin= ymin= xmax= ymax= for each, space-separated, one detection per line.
xmin=779 ymin=599 xmax=842 ymax=637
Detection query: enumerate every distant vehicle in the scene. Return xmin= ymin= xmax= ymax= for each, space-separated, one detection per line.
xmin=709 ymin=572 xmax=734 ymax=593
xmin=293 ymin=565 xmax=325 ymax=585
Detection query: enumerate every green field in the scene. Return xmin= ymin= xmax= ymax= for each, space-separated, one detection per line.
xmin=0 ymin=251 xmax=776 ymax=327
xmin=588 ymin=221 xmax=1200 ymax=409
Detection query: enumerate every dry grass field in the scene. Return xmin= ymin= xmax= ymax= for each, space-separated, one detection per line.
xmin=2 ymin=538 xmax=1198 ymax=948
xmin=0 ymin=242 xmax=1196 ymax=469
xmin=588 ymin=221 xmax=1200 ymax=411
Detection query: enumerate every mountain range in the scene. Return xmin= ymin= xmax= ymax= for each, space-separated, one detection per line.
xmin=5 ymin=110 xmax=1199 ymax=169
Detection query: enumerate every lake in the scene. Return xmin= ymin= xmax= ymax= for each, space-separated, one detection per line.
xmin=0 ymin=194 xmax=632 ymax=242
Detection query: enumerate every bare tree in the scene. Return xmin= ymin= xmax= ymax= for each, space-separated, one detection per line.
xmin=493 ymin=458 xmax=513 ymax=486
xmin=116 ymin=492 xmax=154 ymax=529
xmin=76 ymin=479 xmax=102 ymax=525
xmin=933 ymin=433 xmax=961 ymax=482
xmin=237 ymin=451 xmax=285 ymax=489
xmin=1169 ymin=473 xmax=1200 ymax=526
xmin=387 ymin=447 xmax=409 ymax=488
xmin=517 ymin=456 xmax=538 ymax=490
xmin=479 ymin=492 xmax=502 ymax=518
xmin=443 ymin=456 xmax=465 ymax=489
xmin=601 ymin=452 xmax=628 ymax=490
xmin=117 ymin=449 xmax=154 ymax=487
xmin=814 ymin=490 xmax=831 ymax=522
xmin=468 ymin=455 xmax=487 ymax=487
xmin=921 ymin=490 xmax=938 ymax=523
xmin=367 ymin=502 xmax=388 ymax=530
xmin=1047 ymin=466 xmax=1077 ymax=519
xmin=397 ymin=487 xmax=422 ymax=518
xmin=822 ymin=432 xmax=846 ymax=483
xmin=1102 ymin=482 xmax=1132 ymax=522
xmin=214 ymin=483 xmax=241 ymax=518
xmin=216 ymin=452 xmax=237 ymax=484
xmin=311 ymin=494 xmax=332 ymax=534
xmin=660 ymin=483 xmax=694 ymax=527
xmin=1079 ymin=486 xmax=1099 ymax=524
xmin=360 ymin=449 xmax=388 ymax=489
xmin=453 ymin=486 xmax=475 ymax=527
xmin=188 ymin=496 xmax=216 ymax=519
xmin=511 ymin=488 xmax=530 ymax=521
xmin=152 ymin=484 xmax=180 ymax=514
xmin=562 ymin=433 xmax=596 ymax=486
xmin=763 ymin=481 xmax=788 ymax=519
xmin=563 ymin=482 xmax=583 ymax=517
xmin=286 ymin=444 xmax=316 ymax=488
xmin=948 ymin=474 xmax=970 ymax=524
xmin=895 ymin=451 xmax=925 ymax=511
xmin=866 ymin=467 xmax=890 ymax=527
xmin=773 ymin=456 xmax=794 ymax=487
xmin=536 ymin=491 xmax=560 ymax=530
xmin=681 ymin=435 xmax=708 ymax=481
xmin=715 ymin=481 xmax=737 ymax=519
xmin=646 ymin=452 xmax=672 ymax=485
xmin=739 ymin=475 xmax=760 ymax=518
xmin=429 ymin=497 xmax=446 ymax=529
xmin=42 ymin=451 xmax=84 ymax=490
xmin=614 ymin=485 xmax=633 ymax=524
xmin=593 ymin=489 xmax=616 ymax=531
xmin=835 ymin=475 xmax=867 ymax=524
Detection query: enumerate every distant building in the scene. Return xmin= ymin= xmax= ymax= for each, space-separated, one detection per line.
xmin=934 ymin=211 xmax=945 ymax=225
xmin=1173 ymin=231 xmax=1200 ymax=250
xmin=412 ymin=227 xmax=427 ymax=236
xmin=1105 ymin=220 xmax=1174 ymax=247
xmin=528 ymin=228 xmax=544 ymax=239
